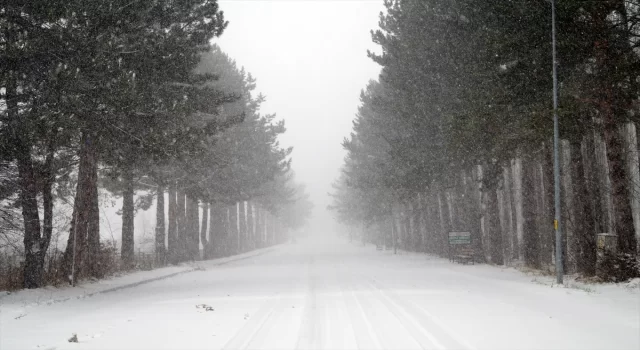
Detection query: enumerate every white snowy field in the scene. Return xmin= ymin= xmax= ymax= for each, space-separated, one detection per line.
xmin=1 ymin=236 xmax=638 ymax=350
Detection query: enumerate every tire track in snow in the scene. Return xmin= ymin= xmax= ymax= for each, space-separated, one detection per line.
xmin=222 ymin=284 xmax=304 ymax=350
xmin=349 ymin=277 xmax=424 ymax=349
xmin=366 ymin=277 xmax=477 ymax=350
xmin=244 ymin=294 xmax=299 ymax=349
xmin=334 ymin=287 xmax=358 ymax=349
xmin=322 ymin=261 xmax=358 ymax=350
xmin=328 ymin=261 xmax=358 ymax=350
xmin=221 ymin=294 xmax=283 ymax=350
xmin=364 ymin=283 xmax=444 ymax=349
xmin=296 ymin=256 xmax=322 ymax=350
xmin=221 ymin=251 xmax=307 ymax=350
xmin=340 ymin=272 xmax=384 ymax=350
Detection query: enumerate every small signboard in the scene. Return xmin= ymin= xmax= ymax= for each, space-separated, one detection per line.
xmin=448 ymin=232 xmax=471 ymax=245
xmin=597 ymin=235 xmax=605 ymax=250
xmin=596 ymin=233 xmax=617 ymax=252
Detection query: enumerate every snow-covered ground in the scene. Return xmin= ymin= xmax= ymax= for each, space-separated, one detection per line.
xmin=1 ymin=236 xmax=638 ymax=350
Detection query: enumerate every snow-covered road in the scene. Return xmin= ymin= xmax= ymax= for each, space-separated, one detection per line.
xmin=2 ymin=236 xmax=638 ymax=350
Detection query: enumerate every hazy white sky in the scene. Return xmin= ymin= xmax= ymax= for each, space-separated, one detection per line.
xmin=215 ymin=0 xmax=383 ymax=233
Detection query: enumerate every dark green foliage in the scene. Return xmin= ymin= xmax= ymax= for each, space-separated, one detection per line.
xmin=1 ymin=0 xmax=303 ymax=286
xmin=333 ymin=0 xmax=639 ymax=276
xmin=596 ymin=252 xmax=640 ymax=282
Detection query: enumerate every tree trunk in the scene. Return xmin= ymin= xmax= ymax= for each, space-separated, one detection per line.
xmin=522 ymin=156 xmax=540 ymax=268
xmin=221 ymin=206 xmax=230 ymax=255
xmin=40 ymin=143 xmax=56 ymax=280
xmin=624 ymin=122 xmax=640 ymax=254
xmin=436 ymin=190 xmax=449 ymax=256
xmin=512 ymin=158 xmax=525 ymax=262
xmin=541 ymin=143 xmax=555 ymax=268
xmin=62 ymin=203 xmax=83 ymax=284
xmin=497 ymin=182 xmax=508 ymax=263
xmin=22 ymin=140 xmax=56 ymax=287
xmin=594 ymin=130 xmax=615 ymax=233
xmin=561 ymin=140 xmax=577 ymax=273
xmin=155 ymin=185 xmax=166 ymax=265
xmin=421 ymin=199 xmax=428 ymax=251
xmin=403 ymin=204 xmax=411 ymax=250
xmin=193 ymin=198 xmax=200 ymax=259
xmin=582 ymin=131 xmax=606 ymax=234
xmin=486 ymin=186 xmax=503 ymax=265
xmin=167 ymin=183 xmax=178 ymax=264
xmin=274 ymin=217 xmax=281 ymax=245
xmin=229 ymin=203 xmax=238 ymax=253
xmin=254 ymin=206 xmax=262 ymax=248
xmin=263 ymin=207 xmax=269 ymax=247
xmin=176 ymin=188 xmax=187 ymax=261
xmin=17 ymin=152 xmax=43 ymax=288
xmin=209 ymin=204 xmax=224 ymax=257
xmin=407 ymin=198 xmax=420 ymax=252
xmin=200 ymin=202 xmax=209 ymax=260
xmin=415 ymin=196 xmax=423 ymax=251
xmin=247 ymin=202 xmax=254 ymax=250
xmin=477 ymin=165 xmax=492 ymax=261
xmin=418 ymin=193 xmax=427 ymax=252
xmin=269 ymin=213 xmax=275 ymax=245
xmin=121 ymin=164 xmax=135 ymax=269
xmin=265 ymin=212 xmax=271 ymax=246
xmin=272 ymin=214 xmax=277 ymax=245
xmin=593 ymin=6 xmax=637 ymax=255
xmin=571 ymin=139 xmax=597 ymax=275
xmin=186 ymin=195 xmax=199 ymax=260
xmin=446 ymin=190 xmax=457 ymax=231
xmin=484 ymin=161 xmax=504 ymax=265
xmin=62 ymin=133 xmax=96 ymax=284
xmin=604 ymin=119 xmax=637 ymax=254
xmin=474 ymin=173 xmax=486 ymax=259
xmin=207 ymin=203 xmax=216 ymax=257
xmin=390 ymin=206 xmax=397 ymax=254
xmin=502 ymin=165 xmax=516 ymax=264
xmin=256 ymin=205 xmax=264 ymax=248
xmin=430 ymin=190 xmax=441 ymax=254
xmin=532 ymin=158 xmax=544 ymax=264
xmin=278 ymin=219 xmax=284 ymax=243
xmin=238 ymin=201 xmax=247 ymax=252
xmin=264 ymin=210 xmax=269 ymax=246
xmin=86 ymin=146 xmax=100 ymax=278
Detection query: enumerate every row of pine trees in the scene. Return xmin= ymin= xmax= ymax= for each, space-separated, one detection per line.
xmin=331 ymin=0 xmax=640 ymax=280
xmin=0 ymin=1 xmax=311 ymax=289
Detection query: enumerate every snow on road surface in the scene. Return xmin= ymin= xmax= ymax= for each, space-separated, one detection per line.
xmin=1 ymin=237 xmax=638 ymax=350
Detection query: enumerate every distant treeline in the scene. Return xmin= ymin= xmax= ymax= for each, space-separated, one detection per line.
xmin=0 ymin=1 xmax=312 ymax=290
xmin=331 ymin=0 xmax=640 ymax=280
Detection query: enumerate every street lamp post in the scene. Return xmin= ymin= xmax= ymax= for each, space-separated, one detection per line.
xmin=551 ymin=0 xmax=564 ymax=284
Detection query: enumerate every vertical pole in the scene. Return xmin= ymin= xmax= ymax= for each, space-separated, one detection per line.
xmin=552 ymin=0 xmax=564 ymax=284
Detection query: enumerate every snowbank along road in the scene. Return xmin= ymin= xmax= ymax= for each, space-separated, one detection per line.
xmin=1 ymin=236 xmax=638 ymax=350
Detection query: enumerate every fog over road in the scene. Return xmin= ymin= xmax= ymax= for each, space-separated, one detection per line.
xmin=2 ymin=236 xmax=638 ymax=350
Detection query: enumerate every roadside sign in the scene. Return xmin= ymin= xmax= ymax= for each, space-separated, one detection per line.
xmin=448 ymin=232 xmax=471 ymax=245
